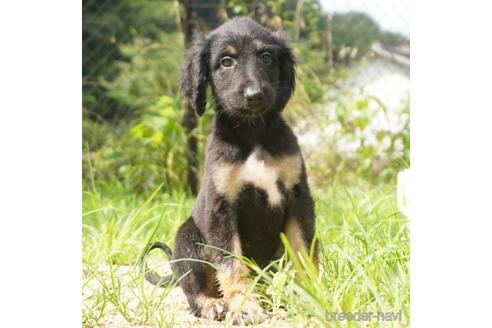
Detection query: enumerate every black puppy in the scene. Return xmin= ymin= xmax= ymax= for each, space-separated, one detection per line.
xmin=143 ymin=17 xmax=317 ymax=324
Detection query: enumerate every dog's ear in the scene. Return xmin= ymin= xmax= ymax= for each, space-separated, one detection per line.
xmin=280 ymin=46 xmax=296 ymax=108
xmin=274 ymin=33 xmax=296 ymax=111
xmin=178 ymin=33 xmax=209 ymax=116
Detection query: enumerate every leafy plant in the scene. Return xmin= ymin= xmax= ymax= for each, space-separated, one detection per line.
xmin=83 ymin=95 xmax=188 ymax=195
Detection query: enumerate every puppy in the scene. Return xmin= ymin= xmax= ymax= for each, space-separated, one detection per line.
xmin=143 ymin=17 xmax=317 ymax=324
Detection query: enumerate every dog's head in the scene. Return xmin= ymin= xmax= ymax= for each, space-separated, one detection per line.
xmin=178 ymin=17 xmax=296 ymax=119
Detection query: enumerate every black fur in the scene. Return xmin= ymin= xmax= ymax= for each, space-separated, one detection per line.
xmin=143 ymin=17 xmax=316 ymax=321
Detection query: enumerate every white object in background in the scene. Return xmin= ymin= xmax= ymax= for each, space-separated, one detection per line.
xmin=397 ymin=169 xmax=411 ymax=217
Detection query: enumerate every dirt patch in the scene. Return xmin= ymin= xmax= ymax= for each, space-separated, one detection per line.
xmin=82 ymin=256 xmax=297 ymax=327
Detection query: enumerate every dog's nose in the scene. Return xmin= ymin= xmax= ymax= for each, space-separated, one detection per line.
xmin=244 ymin=87 xmax=264 ymax=102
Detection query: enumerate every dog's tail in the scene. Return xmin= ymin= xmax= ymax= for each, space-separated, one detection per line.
xmin=139 ymin=241 xmax=175 ymax=287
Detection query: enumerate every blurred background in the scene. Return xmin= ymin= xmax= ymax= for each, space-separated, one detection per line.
xmin=82 ymin=0 xmax=409 ymax=196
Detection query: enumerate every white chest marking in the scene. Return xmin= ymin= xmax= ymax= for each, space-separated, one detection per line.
xmin=213 ymin=151 xmax=302 ymax=206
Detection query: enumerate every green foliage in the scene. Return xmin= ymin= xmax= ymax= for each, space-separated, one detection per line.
xmin=258 ymin=184 xmax=409 ymax=326
xmin=332 ymin=13 xmax=380 ymax=56
xmin=83 ymin=182 xmax=409 ymax=326
xmin=101 ymin=32 xmax=184 ymax=112
xmin=83 ymin=0 xmax=180 ymax=118
xmin=83 ymin=96 xmax=187 ymax=195
xmin=83 ymin=94 xmax=216 ymax=195
xmin=291 ymin=42 xmax=332 ymax=103
xmin=305 ymin=95 xmax=410 ymax=186
xmin=331 ymin=12 xmax=406 ymax=62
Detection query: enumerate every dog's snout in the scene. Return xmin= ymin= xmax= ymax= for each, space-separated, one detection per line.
xmin=244 ymin=87 xmax=264 ymax=103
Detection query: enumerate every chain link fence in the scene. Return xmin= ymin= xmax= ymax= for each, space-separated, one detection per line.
xmin=83 ymin=0 xmax=409 ymax=118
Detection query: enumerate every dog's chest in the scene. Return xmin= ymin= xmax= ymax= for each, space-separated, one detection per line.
xmin=213 ymin=149 xmax=302 ymax=207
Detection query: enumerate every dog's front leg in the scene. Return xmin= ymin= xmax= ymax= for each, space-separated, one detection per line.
xmin=285 ymin=172 xmax=319 ymax=268
xmin=201 ymin=195 xmax=266 ymax=324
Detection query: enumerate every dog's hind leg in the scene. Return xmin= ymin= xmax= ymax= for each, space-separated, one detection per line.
xmin=172 ymin=217 xmax=227 ymax=320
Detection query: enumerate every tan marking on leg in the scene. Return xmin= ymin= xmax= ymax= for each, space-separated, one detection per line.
xmin=216 ymin=234 xmax=249 ymax=299
xmin=202 ymin=265 xmax=221 ymax=298
xmin=286 ymin=217 xmax=320 ymax=268
xmin=233 ymin=234 xmax=243 ymax=258
xmin=215 ymin=234 xmax=266 ymax=323
xmin=216 ymin=266 xmax=249 ymax=299
xmin=217 ymin=265 xmax=265 ymax=324
xmin=196 ymin=294 xmax=227 ymax=320
xmin=285 ymin=217 xmax=306 ymax=255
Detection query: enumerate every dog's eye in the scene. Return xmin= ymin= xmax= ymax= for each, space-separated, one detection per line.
xmin=220 ymin=56 xmax=234 ymax=68
xmin=260 ymin=52 xmax=273 ymax=65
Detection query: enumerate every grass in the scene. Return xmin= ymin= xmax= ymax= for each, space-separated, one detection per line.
xmin=82 ymin=180 xmax=409 ymax=327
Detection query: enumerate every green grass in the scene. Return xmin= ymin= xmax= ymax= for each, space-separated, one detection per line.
xmin=82 ymin=180 xmax=409 ymax=327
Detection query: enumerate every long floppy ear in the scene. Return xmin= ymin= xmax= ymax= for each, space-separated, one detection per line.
xmin=273 ymin=32 xmax=296 ymax=111
xmin=178 ymin=33 xmax=209 ymax=116
xmin=277 ymin=45 xmax=296 ymax=110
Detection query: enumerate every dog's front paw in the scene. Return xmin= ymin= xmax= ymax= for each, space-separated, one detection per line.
xmin=226 ymin=295 xmax=267 ymax=325
xmin=200 ymin=298 xmax=227 ymax=321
